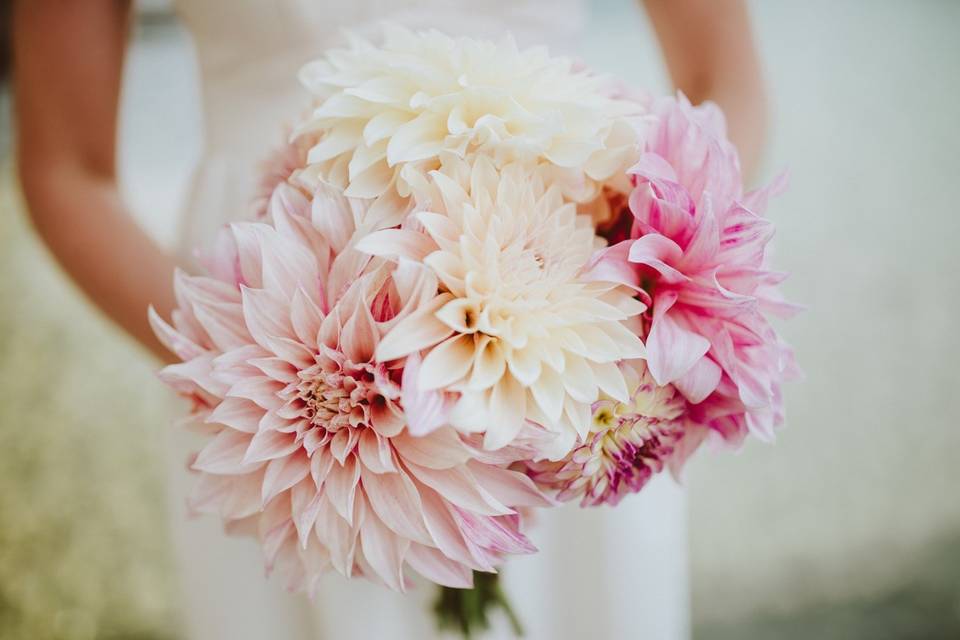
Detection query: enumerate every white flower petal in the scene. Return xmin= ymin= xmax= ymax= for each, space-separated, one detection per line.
xmin=354 ymin=229 xmax=435 ymax=262
xmin=375 ymin=293 xmax=454 ymax=362
xmin=468 ymin=335 xmax=506 ymax=391
xmin=529 ymin=366 xmax=565 ymax=423
xmin=561 ymin=355 xmax=599 ymax=404
xmin=483 ymin=375 xmax=526 ymax=450
xmin=590 ymin=361 xmax=630 ymax=404
xmin=418 ymin=334 xmax=475 ymax=390
xmin=506 ymin=345 xmax=542 ymax=387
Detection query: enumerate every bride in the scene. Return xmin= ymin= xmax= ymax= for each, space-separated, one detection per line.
xmin=11 ymin=1 xmax=765 ymax=638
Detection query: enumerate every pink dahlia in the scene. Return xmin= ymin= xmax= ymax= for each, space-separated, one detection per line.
xmin=587 ymin=94 xmax=799 ymax=465
xmin=151 ymin=181 xmax=551 ymax=594
xmin=251 ymin=133 xmax=313 ymax=219
xmin=526 ymin=362 xmax=685 ymax=506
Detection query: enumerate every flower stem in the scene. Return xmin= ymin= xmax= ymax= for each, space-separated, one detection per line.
xmin=433 ymin=571 xmax=524 ymax=638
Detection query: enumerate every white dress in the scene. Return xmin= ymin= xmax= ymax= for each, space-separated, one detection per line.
xmin=169 ymin=2 xmax=689 ymax=638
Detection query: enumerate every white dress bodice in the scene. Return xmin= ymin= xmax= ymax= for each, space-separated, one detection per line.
xmin=167 ymin=2 xmax=689 ymax=638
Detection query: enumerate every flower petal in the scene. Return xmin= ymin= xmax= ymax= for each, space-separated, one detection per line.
xmin=418 ymin=334 xmax=475 ymax=390
xmin=243 ymin=429 xmax=300 ymax=464
xmin=468 ymin=336 xmax=507 ymax=391
xmin=483 ymin=375 xmax=526 ymax=451
xmin=529 ymin=366 xmax=564 ymax=423
xmin=590 ymin=361 xmax=630 ymax=404
xmin=357 ymin=429 xmax=397 ymax=474
xmin=193 ymin=430 xmax=261 ymax=475
xmin=261 ymin=450 xmax=310 ymax=504
xmin=314 ymin=495 xmax=358 ymax=577
xmin=406 ymin=463 xmax=512 ymax=516
xmin=392 ymin=428 xmax=473 ymax=470
xmin=354 ymin=229 xmax=436 ymax=262
xmin=375 ymin=293 xmax=454 ymax=362
xmin=340 ymin=295 xmax=379 ymax=363
xmin=466 ymin=461 xmax=554 ymax=508
xmin=646 ymin=293 xmax=710 ymax=385
xmin=241 ymin=286 xmax=295 ymax=349
xmin=673 ymin=355 xmax=722 ymax=404
xmin=325 ymin=457 xmax=361 ymax=525
xmin=401 ymin=352 xmax=455 ymax=437
xmin=362 ymin=469 xmax=432 ymax=545
xmin=206 ymin=397 xmax=265 ymax=433
xmin=359 ymin=509 xmax=409 ymax=591
xmin=290 ymin=478 xmax=324 ymax=548
xmin=405 ymin=543 xmax=473 ymax=588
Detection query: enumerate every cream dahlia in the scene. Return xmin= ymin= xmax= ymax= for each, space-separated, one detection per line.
xmin=357 ymin=155 xmax=646 ymax=458
xmin=297 ymin=25 xmax=642 ymax=201
xmin=526 ymin=362 xmax=685 ymax=506
xmin=151 ymin=181 xmax=551 ymax=593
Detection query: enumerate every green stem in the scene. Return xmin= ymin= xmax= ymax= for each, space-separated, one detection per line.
xmin=433 ymin=571 xmax=525 ymax=638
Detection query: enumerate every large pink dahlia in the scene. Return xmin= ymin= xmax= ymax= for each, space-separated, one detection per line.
xmin=588 ymin=94 xmax=800 ymax=463
xmin=151 ymin=182 xmax=550 ymax=594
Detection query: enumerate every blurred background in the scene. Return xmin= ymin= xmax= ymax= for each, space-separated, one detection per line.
xmin=1 ymin=0 xmax=959 ymax=638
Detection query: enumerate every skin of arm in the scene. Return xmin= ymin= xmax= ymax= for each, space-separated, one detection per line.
xmin=13 ymin=0 xmax=178 ymax=361
xmin=643 ymin=0 xmax=768 ymax=177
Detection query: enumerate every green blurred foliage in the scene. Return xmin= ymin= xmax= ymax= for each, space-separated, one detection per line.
xmin=0 ymin=165 xmax=179 ymax=640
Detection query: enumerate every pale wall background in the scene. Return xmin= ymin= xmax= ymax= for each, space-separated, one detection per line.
xmin=2 ymin=1 xmax=959 ymax=638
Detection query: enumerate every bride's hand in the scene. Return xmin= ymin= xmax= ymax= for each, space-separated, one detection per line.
xmin=643 ymin=0 xmax=768 ymax=179
xmin=13 ymin=1 xmax=179 ymax=362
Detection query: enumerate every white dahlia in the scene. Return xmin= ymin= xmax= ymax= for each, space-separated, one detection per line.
xmin=358 ymin=155 xmax=646 ymax=458
xmin=298 ymin=25 xmax=642 ymax=201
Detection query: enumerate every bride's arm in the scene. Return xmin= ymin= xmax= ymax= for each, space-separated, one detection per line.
xmin=643 ymin=0 xmax=767 ymax=177
xmin=13 ymin=1 xmax=178 ymax=361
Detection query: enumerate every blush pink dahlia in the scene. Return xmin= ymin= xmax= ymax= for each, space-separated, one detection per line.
xmin=151 ymin=182 xmax=551 ymax=594
xmin=587 ymin=94 xmax=799 ymax=462
xmin=526 ymin=362 xmax=685 ymax=506
xmin=252 ymin=133 xmax=314 ymax=219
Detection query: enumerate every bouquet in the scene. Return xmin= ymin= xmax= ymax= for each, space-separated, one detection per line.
xmin=151 ymin=25 xmax=798 ymax=636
